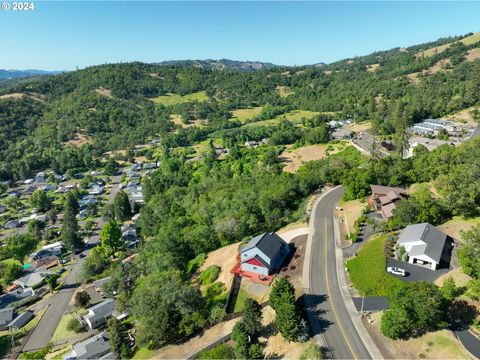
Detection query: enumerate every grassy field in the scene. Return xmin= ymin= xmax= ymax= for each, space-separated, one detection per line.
xmin=233 ymin=287 xmax=249 ymax=313
xmin=417 ymin=32 xmax=480 ymax=57
xmin=243 ymin=110 xmax=319 ymax=128
xmin=438 ymin=216 xmax=480 ymax=241
xmin=131 ymin=347 xmax=156 ymax=360
xmin=51 ymin=313 xmax=82 ymax=344
xmin=346 ymin=234 xmax=404 ymax=296
xmin=230 ymin=107 xmax=263 ymax=123
xmin=151 ymin=91 xmax=208 ymax=105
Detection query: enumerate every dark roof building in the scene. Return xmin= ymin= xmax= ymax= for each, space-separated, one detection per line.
xmin=8 ymin=310 xmax=34 ymax=330
xmin=0 ymin=308 xmax=14 ymax=330
xmin=240 ymin=232 xmax=290 ymax=276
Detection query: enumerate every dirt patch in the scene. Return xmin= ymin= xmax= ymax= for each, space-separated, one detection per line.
xmin=154 ymin=317 xmax=239 ymax=360
xmin=282 ymin=143 xmax=348 ymax=173
xmin=260 ymin=306 xmax=312 ymax=358
xmin=338 ymin=199 xmax=364 ymax=238
xmin=0 ymin=92 xmax=24 ymax=100
xmin=0 ymin=92 xmax=44 ymax=102
xmin=366 ymin=63 xmax=380 ymax=72
xmin=407 ymin=59 xmax=452 ymax=85
xmin=94 ymin=87 xmax=113 ymax=99
xmin=63 ymin=131 xmax=93 ymax=147
xmin=364 ymin=312 xmax=470 ymax=359
xmin=438 ymin=217 xmax=480 ymax=242
xmin=345 ymin=122 xmax=372 ymax=133
xmin=199 ymin=242 xmax=240 ymax=291
xmin=434 ymin=268 xmax=472 ymax=287
xmin=466 ymin=48 xmax=480 ymax=62
xmin=444 ymin=106 xmax=480 ymax=126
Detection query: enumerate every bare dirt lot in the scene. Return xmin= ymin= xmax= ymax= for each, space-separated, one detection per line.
xmin=444 ymin=106 xmax=480 ymax=126
xmin=366 ymin=63 xmax=380 ymax=72
xmin=94 ymin=87 xmax=113 ymax=98
xmin=281 ymin=143 xmax=347 ymax=173
xmin=199 ymin=242 xmax=240 ymax=291
xmin=338 ymin=199 xmax=364 ymax=238
xmin=466 ymin=48 xmax=480 ymax=62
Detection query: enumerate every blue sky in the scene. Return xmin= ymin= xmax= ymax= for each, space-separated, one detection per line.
xmin=1 ymin=1 xmax=479 ymax=70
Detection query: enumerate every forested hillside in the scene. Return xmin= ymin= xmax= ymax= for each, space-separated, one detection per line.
xmin=0 ymin=32 xmax=480 ymax=180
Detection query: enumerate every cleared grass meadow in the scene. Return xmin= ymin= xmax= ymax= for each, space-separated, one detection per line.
xmin=230 ymin=107 xmax=263 ymax=123
xmin=151 ymin=91 xmax=208 ymax=105
xmin=243 ymin=110 xmax=319 ymax=128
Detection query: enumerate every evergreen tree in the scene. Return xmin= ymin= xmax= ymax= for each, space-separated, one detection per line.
xmin=276 ymin=301 xmax=302 ymax=341
xmin=108 ymin=318 xmax=131 ymax=359
xmin=113 ymin=190 xmax=132 ymax=221
xmin=62 ymin=192 xmax=82 ymax=251
xmin=269 ymin=276 xmax=296 ymax=311
xmin=242 ymin=299 xmax=263 ymax=337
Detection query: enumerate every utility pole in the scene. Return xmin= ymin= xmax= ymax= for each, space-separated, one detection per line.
xmin=360 ymin=292 xmax=365 ymax=317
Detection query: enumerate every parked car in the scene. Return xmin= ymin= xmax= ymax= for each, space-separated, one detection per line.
xmin=387 ymin=266 xmax=406 ymax=277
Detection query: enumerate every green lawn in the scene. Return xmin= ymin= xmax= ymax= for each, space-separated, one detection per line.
xmin=346 ymin=234 xmax=404 ymax=297
xmin=243 ymin=110 xmax=319 ymax=128
xmin=51 ymin=313 xmax=82 ymax=344
xmin=132 ymin=347 xmax=156 ymax=360
xmin=233 ymin=287 xmax=249 ymax=313
xmin=151 ymin=91 xmax=208 ymax=105
xmin=230 ymin=107 xmax=263 ymax=123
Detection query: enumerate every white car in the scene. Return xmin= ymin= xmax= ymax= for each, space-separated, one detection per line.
xmin=387 ymin=266 xmax=406 ymax=277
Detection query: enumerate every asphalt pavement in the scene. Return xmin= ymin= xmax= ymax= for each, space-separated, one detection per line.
xmin=22 ymin=175 xmax=122 ymax=352
xmin=307 ymin=186 xmax=371 ymax=359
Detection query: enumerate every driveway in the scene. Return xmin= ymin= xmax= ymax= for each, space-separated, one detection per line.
xmin=386 ymin=258 xmax=449 ymax=283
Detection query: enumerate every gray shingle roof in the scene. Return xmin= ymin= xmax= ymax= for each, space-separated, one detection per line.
xmin=85 ymin=299 xmax=115 ymax=324
xmin=398 ymin=223 xmax=447 ymax=263
xmin=241 ymin=232 xmax=287 ymax=261
xmin=8 ymin=310 xmax=33 ymax=329
xmin=72 ymin=331 xmax=110 ymax=359
xmin=0 ymin=308 xmax=14 ymax=326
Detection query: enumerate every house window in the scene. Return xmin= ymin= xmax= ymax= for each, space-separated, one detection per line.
xmin=253 ymin=266 xmax=257 ymax=270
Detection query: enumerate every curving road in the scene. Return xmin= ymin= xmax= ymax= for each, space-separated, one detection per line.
xmin=306 ymin=186 xmax=371 ymax=359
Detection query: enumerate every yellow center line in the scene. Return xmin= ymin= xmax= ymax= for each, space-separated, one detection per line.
xmin=324 ymin=218 xmax=358 ymax=360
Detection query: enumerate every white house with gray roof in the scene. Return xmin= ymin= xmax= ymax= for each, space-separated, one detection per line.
xmin=63 ymin=331 xmax=110 ymax=360
xmin=83 ymin=299 xmax=115 ymax=330
xmin=240 ymin=232 xmax=290 ymax=276
xmin=398 ymin=223 xmax=451 ymax=270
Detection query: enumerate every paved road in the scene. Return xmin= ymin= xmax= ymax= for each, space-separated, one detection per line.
xmin=353 ymin=132 xmax=389 ymax=158
xmin=308 ymin=186 xmax=371 ymax=359
xmin=22 ymin=175 xmax=122 ymax=351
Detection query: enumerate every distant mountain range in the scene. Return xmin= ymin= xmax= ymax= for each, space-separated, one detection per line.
xmin=0 ymin=69 xmax=63 ymax=80
xmin=157 ymin=59 xmax=281 ymax=71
